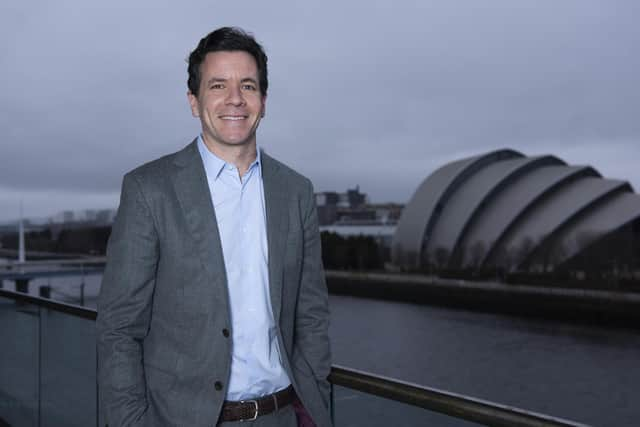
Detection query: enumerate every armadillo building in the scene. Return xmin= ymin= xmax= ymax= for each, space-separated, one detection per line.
xmin=392 ymin=149 xmax=640 ymax=272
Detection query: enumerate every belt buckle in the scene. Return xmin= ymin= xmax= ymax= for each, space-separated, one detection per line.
xmin=239 ymin=399 xmax=259 ymax=422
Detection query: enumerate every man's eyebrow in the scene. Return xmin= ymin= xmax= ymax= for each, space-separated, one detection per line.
xmin=205 ymin=77 xmax=258 ymax=86
xmin=206 ymin=77 xmax=227 ymax=85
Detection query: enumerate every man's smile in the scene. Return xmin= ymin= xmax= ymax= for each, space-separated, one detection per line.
xmin=219 ymin=115 xmax=249 ymax=120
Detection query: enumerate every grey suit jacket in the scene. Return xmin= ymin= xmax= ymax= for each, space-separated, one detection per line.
xmin=96 ymin=140 xmax=332 ymax=427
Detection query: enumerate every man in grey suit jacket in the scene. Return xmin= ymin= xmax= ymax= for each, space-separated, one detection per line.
xmin=97 ymin=27 xmax=332 ymax=427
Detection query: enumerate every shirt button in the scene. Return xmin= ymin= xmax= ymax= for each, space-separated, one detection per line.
xmin=215 ymin=381 xmax=223 ymax=391
xmin=222 ymin=328 xmax=230 ymax=338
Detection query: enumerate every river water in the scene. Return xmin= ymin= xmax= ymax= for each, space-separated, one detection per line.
xmin=329 ymin=294 xmax=640 ymax=426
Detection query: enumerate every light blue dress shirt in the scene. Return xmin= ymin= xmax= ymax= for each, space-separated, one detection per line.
xmin=197 ymin=136 xmax=291 ymax=401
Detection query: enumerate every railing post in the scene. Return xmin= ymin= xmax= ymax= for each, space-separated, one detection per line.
xmin=329 ymin=382 xmax=335 ymax=425
xmin=39 ymin=286 xmax=51 ymax=299
xmin=96 ymin=349 xmax=100 ymax=427
xmin=16 ymin=278 xmax=30 ymax=293
xmin=38 ymin=305 xmax=42 ymax=427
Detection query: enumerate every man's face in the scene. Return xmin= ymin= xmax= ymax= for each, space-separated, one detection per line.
xmin=188 ymin=51 xmax=266 ymax=150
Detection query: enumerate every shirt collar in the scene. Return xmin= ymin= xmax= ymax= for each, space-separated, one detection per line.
xmin=197 ymin=135 xmax=262 ymax=181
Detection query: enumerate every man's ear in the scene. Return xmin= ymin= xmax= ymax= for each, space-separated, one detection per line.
xmin=187 ymin=91 xmax=200 ymax=118
xmin=261 ymin=95 xmax=267 ymax=118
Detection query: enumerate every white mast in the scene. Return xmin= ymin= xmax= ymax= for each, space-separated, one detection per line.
xmin=18 ymin=201 xmax=25 ymax=263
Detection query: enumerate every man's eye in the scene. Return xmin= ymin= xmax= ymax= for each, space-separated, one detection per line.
xmin=242 ymin=84 xmax=257 ymax=91
xmin=210 ymin=84 xmax=224 ymax=89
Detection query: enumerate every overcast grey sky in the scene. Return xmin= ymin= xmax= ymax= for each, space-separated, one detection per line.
xmin=1 ymin=1 xmax=639 ymax=222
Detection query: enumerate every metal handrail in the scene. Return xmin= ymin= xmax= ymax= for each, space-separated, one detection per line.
xmin=329 ymin=365 xmax=589 ymax=427
xmin=0 ymin=288 xmax=96 ymax=320
xmin=0 ymin=288 xmax=590 ymax=427
xmin=0 ymin=257 xmax=107 ymax=269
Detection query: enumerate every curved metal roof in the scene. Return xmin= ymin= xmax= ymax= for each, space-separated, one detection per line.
xmin=490 ymin=177 xmax=628 ymax=267
xmin=393 ymin=148 xmax=640 ymax=271
xmin=442 ymin=156 xmax=566 ymax=266
xmin=391 ymin=149 xmax=522 ymax=267
xmin=524 ymin=189 xmax=640 ymax=268
xmin=463 ymin=165 xmax=599 ymax=267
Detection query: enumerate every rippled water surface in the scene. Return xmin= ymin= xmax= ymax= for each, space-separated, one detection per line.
xmin=329 ymin=294 xmax=640 ymax=426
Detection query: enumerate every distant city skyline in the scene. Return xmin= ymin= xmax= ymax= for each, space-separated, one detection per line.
xmin=0 ymin=207 xmax=117 ymax=227
xmin=1 ymin=186 xmax=380 ymax=225
xmin=2 ymin=1 xmax=638 ymax=222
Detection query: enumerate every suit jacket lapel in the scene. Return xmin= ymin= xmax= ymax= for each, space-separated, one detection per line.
xmin=261 ymin=151 xmax=289 ymax=322
xmin=171 ymin=140 xmax=230 ymax=308
xmin=170 ymin=142 xmax=287 ymax=322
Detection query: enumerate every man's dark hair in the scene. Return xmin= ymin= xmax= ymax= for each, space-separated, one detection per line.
xmin=188 ymin=27 xmax=268 ymax=97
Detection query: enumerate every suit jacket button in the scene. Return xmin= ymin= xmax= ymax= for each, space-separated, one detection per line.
xmin=222 ymin=328 xmax=230 ymax=337
xmin=215 ymin=381 xmax=223 ymax=391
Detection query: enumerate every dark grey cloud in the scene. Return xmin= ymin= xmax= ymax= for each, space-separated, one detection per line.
xmin=1 ymin=0 xmax=639 ymax=221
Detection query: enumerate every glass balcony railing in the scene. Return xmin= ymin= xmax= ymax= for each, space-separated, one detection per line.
xmin=0 ymin=288 xmax=589 ymax=427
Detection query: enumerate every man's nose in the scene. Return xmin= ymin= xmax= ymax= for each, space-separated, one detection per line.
xmin=225 ymin=85 xmax=245 ymax=106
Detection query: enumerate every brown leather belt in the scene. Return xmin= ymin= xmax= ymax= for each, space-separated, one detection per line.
xmin=220 ymin=385 xmax=295 ymax=422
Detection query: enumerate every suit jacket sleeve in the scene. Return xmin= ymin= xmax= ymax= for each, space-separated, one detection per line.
xmin=295 ymin=179 xmax=332 ymax=406
xmin=97 ymin=172 xmax=159 ymax=426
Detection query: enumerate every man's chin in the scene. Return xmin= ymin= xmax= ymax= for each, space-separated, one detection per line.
xmin=223 ymin=131 xmax=258 ymax=145
xmin=218 ymin=136 xmax=257 ymax=148
xmin=222 ymin=137 xmax=254 ymax=146
xmin=203 ymin=133 xmax=251 ymax=146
